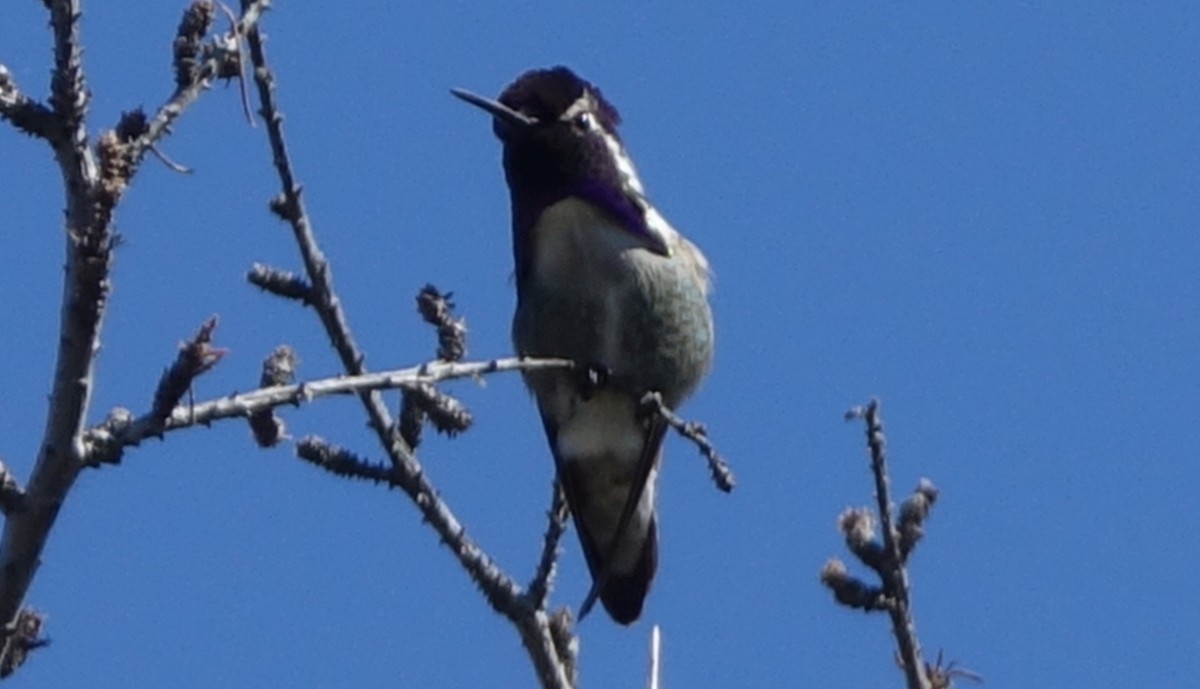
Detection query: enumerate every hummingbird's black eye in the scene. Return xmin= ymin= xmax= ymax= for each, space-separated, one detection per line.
xmin=573 ymin=112 xmax=593 ymax=131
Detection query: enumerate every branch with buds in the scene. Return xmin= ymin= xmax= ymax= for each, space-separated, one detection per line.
xmin=820 ymin=399 xmax=979 ymax=689
xmin=0 ymin=1 xmax=270 ymax=676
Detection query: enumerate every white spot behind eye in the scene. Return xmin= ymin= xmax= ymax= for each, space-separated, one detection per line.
xmin=561 ymin=95 xmax=592 ymax=124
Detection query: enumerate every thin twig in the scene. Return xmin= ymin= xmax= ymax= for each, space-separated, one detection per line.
xmin=641 ymin=392 xmax=735 ymax=492
xmin=213 ymin=1 xmax=256 ymax=126
xmin=83 ymin=356 xmax=572 ymax=465
xmin=242 ymin=4 xmax=403 ymax=461
xmin=526 ymin=481 xmax=569 ymax=611
xmin=148 ymin=144 xmax=193 ymax=173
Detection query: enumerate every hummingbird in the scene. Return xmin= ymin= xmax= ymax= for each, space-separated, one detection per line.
xmin=452 ymin=67 xmax=714 ymax=624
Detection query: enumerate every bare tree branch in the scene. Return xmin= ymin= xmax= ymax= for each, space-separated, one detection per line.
xmin=83 ymin=356 xmax=572 ymax=466
xmin=525 ymin=608 xmax=577 ymax=689
xmin=0 ymin=0 xmax=104 ymax=648
xmin=822 ymin=399 xmax=931 ymax=689
xmin=0 ymin=4 xmax=274 ymax=657
xmin=853 ymin=400 xmax=927 ymax=689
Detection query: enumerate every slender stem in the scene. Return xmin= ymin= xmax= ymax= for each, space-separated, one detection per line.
xmin=84 ymin=357 xmax=571 ymax=464
xmin=526 ymin=481 xmax=569 ymax=610
xmin=862 ymin=400 xmax=929 ymax=689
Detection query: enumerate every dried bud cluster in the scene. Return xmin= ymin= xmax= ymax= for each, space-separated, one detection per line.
xmin=150 ymin=317 xmax=226 ymax=425
xmin=403 ymin=381 xmax=473 ymax=438
xmin=249 ymin=346 xmax=298 ymax=448
xmin=398 ymin=393 xmax=425 ymax=449
xmin=173 ymin=0 xmax=216 ymax=88
xmin=96 ymin=131 xmax=131 ymax=211
xmin=819 ymin=559 xmax=888 ymax=611
xmin=416 ymin=284 xmax=468 ymax=362
xmin=898 ymin=478 xmax=939 ymax=557
xmin=398 ymin=285 xmax=472 ymax=448
xmin=296 ymin=436 xmax=394 ymax=486
xmin=247 ymin=263 xmax=315 ymax=304
xmin=838 ymin=507 xmax=886 ymax=571
xmin=0 ymin=608 xmax=47 ymax=678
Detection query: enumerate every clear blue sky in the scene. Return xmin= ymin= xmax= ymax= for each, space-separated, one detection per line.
xmin=2 ymin=2 xmax=1197 ymax=687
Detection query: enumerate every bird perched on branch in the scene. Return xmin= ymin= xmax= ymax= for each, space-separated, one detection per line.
xmin=453 ymin=67 xmax=714 ymax=624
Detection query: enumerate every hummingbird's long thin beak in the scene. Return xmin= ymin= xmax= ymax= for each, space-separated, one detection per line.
xmin=450 ymin=88 xmax=537 ymax=129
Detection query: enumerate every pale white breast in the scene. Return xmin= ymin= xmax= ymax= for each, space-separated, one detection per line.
xmin=528 ymin=197 xmax=663 ymax=287
xmin=530 ymin=198 xmax=656 ymax=363
xmin=555 ymin=389 xmax=644 ymax=463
